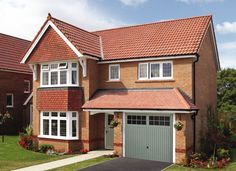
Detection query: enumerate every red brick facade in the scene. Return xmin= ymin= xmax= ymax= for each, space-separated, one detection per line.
xmin=0 ymin=70 xmax=32 ymax=134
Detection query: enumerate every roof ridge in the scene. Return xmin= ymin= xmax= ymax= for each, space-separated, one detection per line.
xmin=0 ymin=33 xmax=31 ymax=42
xmin=50 ymin=17 xmax=100 ymax=38
xmin=93 ymin=14 xmax=212 ymax=33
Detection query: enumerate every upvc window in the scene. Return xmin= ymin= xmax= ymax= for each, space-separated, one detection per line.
xmin=24 ymin=80 xmax=30 ymax=93
xmin=6 ymin=93 xmax=14 ymax=108
xmin=40 ymin=111 xmax=78 ymax=140
xmin=41 ymin=62 xmax=78 ymax=87
xmin=138 ymin=61 xmax=173 ymax=80
xmin=109 ymin=64 xmax=120 ymax=81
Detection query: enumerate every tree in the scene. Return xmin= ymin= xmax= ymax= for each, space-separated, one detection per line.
xmin=217 ymin=68 xmax=236 ymax=113
xmin=0 ymin=111 xmax=12 ymax=142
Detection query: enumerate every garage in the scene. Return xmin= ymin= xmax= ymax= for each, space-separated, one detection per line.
xmin=124 ymin=113 xmax=173 ymax=163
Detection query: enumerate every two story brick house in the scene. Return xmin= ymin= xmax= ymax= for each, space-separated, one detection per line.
xmin=0 ymin=33 xmax=32 ymax=134
xmin=21 ymin=14 xmax=220 ymax=163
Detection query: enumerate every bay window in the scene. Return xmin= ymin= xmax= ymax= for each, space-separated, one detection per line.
xmin=41 ymin=61 xmax=78 ymax=87
xmin=40 ymin=111 xmax=78 ymax=140
xmin=138 ymin=61 xmax=173 ymax=80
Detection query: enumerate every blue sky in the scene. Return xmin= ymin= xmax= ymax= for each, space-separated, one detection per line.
xmin=0 ymin=0 xmax=235 ymax=68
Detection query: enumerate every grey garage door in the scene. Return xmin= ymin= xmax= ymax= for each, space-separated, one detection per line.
xmin=125 ymin=113 xmax=173 ymax=163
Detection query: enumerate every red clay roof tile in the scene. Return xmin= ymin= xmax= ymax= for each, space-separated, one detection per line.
xmin=0 ymin=33 xmax=31 ymax=73
xmin=82 ymin=88 xmax=198 ymax=110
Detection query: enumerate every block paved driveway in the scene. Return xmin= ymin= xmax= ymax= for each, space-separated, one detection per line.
xmin=79 ymin=157 xmax=172 ymax=171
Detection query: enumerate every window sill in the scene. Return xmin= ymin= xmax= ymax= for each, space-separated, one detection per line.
xmin=135 ymin=79 xmax=175 ymax=83
xmin=6 ymin=106 xmax=13 ymax=108
xmin=38 ymin=135 xmax=79 ymax=140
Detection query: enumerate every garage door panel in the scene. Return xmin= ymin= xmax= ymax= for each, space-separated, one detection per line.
xmin=125 ymin=114 xmax=173 ymax=163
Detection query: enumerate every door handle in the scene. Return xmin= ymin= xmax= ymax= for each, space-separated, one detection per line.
xmin=146 ymin=146 xmax=149 ymax=149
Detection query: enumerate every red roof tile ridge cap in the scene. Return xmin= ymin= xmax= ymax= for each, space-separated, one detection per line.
xmin=0 ymin=32 xmax=30 ymax=43
xmin=50 ymin=16 xmax=100 ymax=38
xmin=93 ymin=15 xmax=212 ymax=33
xmin=173 ymin=88 xmax=190 ymax=109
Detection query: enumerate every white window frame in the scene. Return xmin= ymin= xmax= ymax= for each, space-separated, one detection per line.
xmin=109 ymin=64 xmax=120 ymax=81
xmin=40 ymin=61 xmax=79 ymax=87
xmin=24 ymin=80 xmax=31 ymax=93
xmin=6 ymin=93 xmax=14 ymax=108
xmin=39 ymin=111 xmax=79 ymax=140
xmin=138 ymin=61 xmax=173 ymax=80
xmin=138 ymin=63 xmax=149 ymax=80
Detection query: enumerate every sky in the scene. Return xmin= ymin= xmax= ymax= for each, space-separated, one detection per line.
xmin=0 ymin=0 xmax=235 ymax=69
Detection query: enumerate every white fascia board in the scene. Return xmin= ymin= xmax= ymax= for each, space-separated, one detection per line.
xmin=98 ymin=55 xmax=197 ymax=64
xmin=84 ymin=109 xmax=196 ymax=114
xmin=21 ymin=20 xmax=83 ymax=64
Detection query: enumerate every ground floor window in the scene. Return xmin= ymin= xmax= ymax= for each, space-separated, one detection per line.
xmin=40 ymin=111 xmax=78 ymax=140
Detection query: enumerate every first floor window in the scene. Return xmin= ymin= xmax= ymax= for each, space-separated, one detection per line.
xmin=109 ymin=64 xmax=120 ymax=81
xmin=6 ymin=93 xmax=13 ymax=108
xmin=150 ymin=63 xmax=160 ymax=78
xmin=40 ymin=111 xmax=78 ymax=139
xmin=24 ymin=80 xmax=30 ymax=93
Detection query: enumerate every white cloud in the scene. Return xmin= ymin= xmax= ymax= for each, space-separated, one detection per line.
xmin=218 ymin=41 xmax=236 ymax=69
xmin=177 ymin=0 xmax=224 ymax=4
xmin=216 ymin=22 xmax=236 ymax=34
xmin=0 ymin=0 xmax=127 ymax=40
xmin=119 ymin=0 xmax=148 ymax=6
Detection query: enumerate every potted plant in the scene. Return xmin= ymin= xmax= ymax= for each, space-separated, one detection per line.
xmin=174 ymin=121 xmax=184 ymax=131
xmin=110 ymin=119 xmax=120 ymax=128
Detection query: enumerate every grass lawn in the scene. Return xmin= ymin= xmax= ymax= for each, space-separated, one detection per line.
xmin=0 ymin=136 xmax=74 ymax=171
xmin=50 ymin=156 xmax=113 ymax=171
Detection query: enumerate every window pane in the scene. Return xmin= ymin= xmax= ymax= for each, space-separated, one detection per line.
xmin=139 ymin=64 xmax=148 ymax=79
xmin=60 ymin=120 xmax=67 ymax=136
xmin=51 ymin=120 xmax=58 ymax=136
xmin=51 ymin=72 xmax=58 ymax=85
xmin=60 ymin=112 xmax=66 ymax=117
xmin=51 ymin=112 xmax=58 ymax=117
xmin=72 ymin=71 xmax=77 ymax=84
xmin=51 ymin=64 xmax=58 ymax=69
xmin=72 ymin=63 xmax=77 ymax=68
xmin=6 ymin=94 xmax=13 ymax=106
xmin=163 ymin=63 xmax=172 ymax=77
xmin=72 ymin=120 xmax=77 ymax=137
xmin=24 ymin=81 xmax=30 ymax=93
xmin=42 ymin=72 xmax=49 ymax=85
xmin=43 ymin=112 xmax=49 ymax=116
xmin=60 ymin=71 xmax=67 ymax=84
xmin=43 ymin=119 xmax=49 ymax=135
xmin=110 ymin=65 xmax=119 ymax=80
xmin=72 ymin=112 xmax=77 ymax=117
xmin=42 ymin=65 xmax=49 ymax=70
xmin=59 ymin=63 xmax=67 ymax=68
xmin=150 ymin=63 xmax=160 ymax=78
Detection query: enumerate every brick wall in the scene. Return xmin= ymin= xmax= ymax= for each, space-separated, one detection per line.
xmin=0 ymin=70 xmax=32 ymax=134
xmin=195 ymin=26 xmax=218 ymax=150
xmin=98 ymin=58 xmax=193 ymax=97
xmin=113 ymin=112 xmax=123 ymax=156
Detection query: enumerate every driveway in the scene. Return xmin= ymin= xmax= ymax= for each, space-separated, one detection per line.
xmin=79 ymin=157 xmax=172 ymax=171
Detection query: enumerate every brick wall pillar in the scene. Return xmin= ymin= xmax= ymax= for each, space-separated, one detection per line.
xmin=113 ymin=112 xmax=123 ymax=156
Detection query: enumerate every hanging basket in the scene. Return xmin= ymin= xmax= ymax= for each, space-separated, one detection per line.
xmin=110 ymin=119 xmax=120 ymax=128
xmin=174 ymin=121 xmax=184 ymax=131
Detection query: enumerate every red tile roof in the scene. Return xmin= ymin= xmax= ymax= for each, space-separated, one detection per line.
xmin=82 ymin=88 xmax=198 ymax=110
xmin=0 ymin=33 xmax=31 ymax=73
xmin=51 ymin=17 xmax=101 ymax=58
xmin=94 ymin=15 xmax=211 ymax=61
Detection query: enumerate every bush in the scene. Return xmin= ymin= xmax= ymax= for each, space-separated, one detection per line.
xmin=39 ymin=144 xmax=54 ymax=153
xmin=217 ymin=148 xmax=230 ymax=160
xmin=19 ymin=125 xmax=35 ymax=151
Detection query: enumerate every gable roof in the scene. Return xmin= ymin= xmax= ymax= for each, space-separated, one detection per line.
xmin=82 ymin=88 xmax=198 ymax=111
xmin=0 ymin=33 xmax=31 ymax=74
xmin=94 ymin=15 xmax=211 ymax=61
xmin=21 ymin=14 xmax=216 ymax=65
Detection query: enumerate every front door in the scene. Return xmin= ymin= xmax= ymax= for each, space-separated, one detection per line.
xmin=105 ymin=114 xmax=114 ymax=149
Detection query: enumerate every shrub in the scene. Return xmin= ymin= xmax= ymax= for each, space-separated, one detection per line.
xmin=39 ymin=144 xmax=54 ymax=153
xmin=80 ymin=149 xmax=88 ymax=154
xmin=19 ymin=125 xmax=35 ymax=151
xmin=217 ymin=148 xmax=230 ymax=160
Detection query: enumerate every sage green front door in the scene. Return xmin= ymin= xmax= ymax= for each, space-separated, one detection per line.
xmin=105 ymin=114 xmax=114 ymax=149
xmin=125 ymin=113 xmax=173 ymax=162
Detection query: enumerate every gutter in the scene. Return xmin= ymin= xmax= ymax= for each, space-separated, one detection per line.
xmin=192 ymin=53 xmax=199 ymax=153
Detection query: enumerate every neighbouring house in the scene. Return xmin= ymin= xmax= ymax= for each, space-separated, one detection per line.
xmin=20 ymin=14 xmax=220 ymax=163
xmin=0 ymin=33 xmax=32 ymax=134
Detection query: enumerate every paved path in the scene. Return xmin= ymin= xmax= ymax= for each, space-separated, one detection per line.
xmin=13 ymin=150 xmax=113 ymax=171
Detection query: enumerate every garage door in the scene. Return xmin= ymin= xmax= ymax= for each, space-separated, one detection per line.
xmin=125 ymin=113 xmax=173 ymax=162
